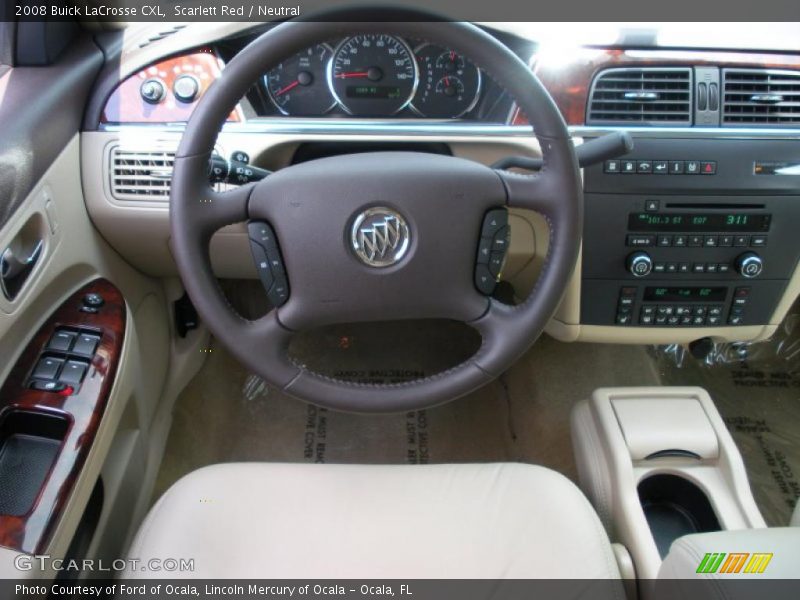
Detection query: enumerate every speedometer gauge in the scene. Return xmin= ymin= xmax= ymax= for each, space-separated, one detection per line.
xmin=328 ymin=34 xmax=418 ymax=116
xmin=265 ymin=44 xmax=336 ymax=116
xmin=411 ymin=44 xmax=481 ymax=118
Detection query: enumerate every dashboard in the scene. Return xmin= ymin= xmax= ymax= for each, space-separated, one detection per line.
xmin=85 ymin=22 xmax=800 ymax=347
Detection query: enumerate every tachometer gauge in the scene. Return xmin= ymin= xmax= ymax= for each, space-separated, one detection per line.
xmin=265 ymin=44 xmax=336 ymax=116
xmin=328 ymin=34 xmax=418 ymax=116
xmin=411 ymin=44 xmax=481 ymax=118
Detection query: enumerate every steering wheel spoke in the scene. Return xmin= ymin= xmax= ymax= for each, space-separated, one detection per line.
xmin=496 ymin=169 xmax=557 ymax=214
xmin=195 ymin=182 xmax=255 ymax=236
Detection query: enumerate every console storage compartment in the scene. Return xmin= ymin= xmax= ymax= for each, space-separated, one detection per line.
xmin=0 ymin=411 xmax=69 ymax=516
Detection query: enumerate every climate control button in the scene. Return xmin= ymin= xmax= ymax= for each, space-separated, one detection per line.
xmin=626 ymin=252 xmax=653 ymax=278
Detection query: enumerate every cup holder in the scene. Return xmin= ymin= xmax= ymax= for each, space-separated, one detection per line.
xmin=0 ymin=411 xmax=69 ymax=516
xmin=638 ymin=473 xmax=721 ymax=558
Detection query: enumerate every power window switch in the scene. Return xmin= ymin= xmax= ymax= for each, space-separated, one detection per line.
xmin=73 ymin=333 xmax=100 ymax=357
xmin=32 ymin=357 xmax=64 ymax=381
xmin=47 ymin=330 xmax=76 ymax=352
xmin=59 ymin=360 xmax=88 ymax=387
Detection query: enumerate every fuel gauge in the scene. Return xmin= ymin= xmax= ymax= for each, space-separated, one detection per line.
xmin=411 ymin=44 xmax=481 ymax=118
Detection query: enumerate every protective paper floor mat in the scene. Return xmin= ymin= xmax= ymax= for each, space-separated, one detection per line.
xmin=651 ymin=321 xmax=800 ymax=526
xmin=153 ymin=331 xmax=661 ymax=502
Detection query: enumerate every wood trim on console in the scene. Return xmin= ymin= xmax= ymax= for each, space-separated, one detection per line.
xmin=511 ymin=48 xmax=800 ymax=127
xmin=0 ymin=280 xmax=125 ymax=554
xmin=101 ymin=49 xmax=242 ymax=124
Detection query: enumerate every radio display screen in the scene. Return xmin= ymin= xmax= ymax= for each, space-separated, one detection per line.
xmin=644 ymin=287 xmax=727 ymax=302
xmin=628 ymin=213 xmax=771 ymax=232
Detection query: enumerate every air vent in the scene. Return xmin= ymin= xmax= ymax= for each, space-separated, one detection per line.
xmin=722 ymin=69 xmax=800 ymax=127
xmin=109 ymin=147 xmax=174 ymax=201
xmin=587 ymin=68 xmax=692 ymax=126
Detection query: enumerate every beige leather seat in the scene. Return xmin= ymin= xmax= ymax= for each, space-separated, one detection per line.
xmin=127 ymin=462 xmax=624 ymax=579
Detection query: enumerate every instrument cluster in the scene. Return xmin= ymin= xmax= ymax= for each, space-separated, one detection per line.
xmin=263 ymin=34 xmax=482 ymax=118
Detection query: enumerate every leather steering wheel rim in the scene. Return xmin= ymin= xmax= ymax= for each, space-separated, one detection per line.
xmin=170 ymin=11 xmax=583 ymax=413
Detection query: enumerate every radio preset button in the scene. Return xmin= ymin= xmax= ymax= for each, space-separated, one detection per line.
xmin=673 ymin=235 xmax=687 ymax=247
xmin=734 ymin=235 xmax=750 ymax=247
xmin=688 ymin=235 xmax=704 ymax=247
xmin=657 ymin=235 xmax=673 ymax=247
xmin=704 ymin=235 xmax=718 ymax=247
xmin=719 ymin=235 xmax=734 ymax=247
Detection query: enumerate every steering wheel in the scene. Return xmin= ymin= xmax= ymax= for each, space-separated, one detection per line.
xmin=170 ymin=12 xmax=582 ymax=413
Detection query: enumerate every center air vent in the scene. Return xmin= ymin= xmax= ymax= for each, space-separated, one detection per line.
xmin=722 ymin=69 xmax=800 ymax=127
xmin=109 ymin=147 xmax=175 ymax=201
xmin=587 ymin=68 xmax=692 ymax=126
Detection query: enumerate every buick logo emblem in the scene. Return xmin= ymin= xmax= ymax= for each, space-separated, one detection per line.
xmin=351 ymin=207 xmax=410 ymax=267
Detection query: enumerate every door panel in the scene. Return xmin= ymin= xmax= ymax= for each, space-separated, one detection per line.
xmin=0 ymin=32 xmax=173 ymax=576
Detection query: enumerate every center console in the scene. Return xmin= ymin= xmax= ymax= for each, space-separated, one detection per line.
xmin=581 ymin=138 xmax=800 ymax=332
xmin=571 ymin=387 xmax=766 ymax=585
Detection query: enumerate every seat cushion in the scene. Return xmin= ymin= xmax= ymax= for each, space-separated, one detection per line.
xmin=127 ymin=462 xmax=622 ymax=579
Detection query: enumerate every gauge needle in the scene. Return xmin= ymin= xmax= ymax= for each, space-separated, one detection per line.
xmin=274 ymin=80 xmax=300 ymax=96
xmin=335 ymin=71 xmax=370 ymax=79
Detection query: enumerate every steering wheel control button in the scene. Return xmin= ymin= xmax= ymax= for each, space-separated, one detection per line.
xmin=476 ymin=238 xmax=492 ymax=264
xmin=140 ymin=78 xmax=165 ymax=104
xmin=474 ymin=209 xmax=510 ymax=295
xmin=350 ymin=207 xmax=410 ymax=268
xmin=488 ymin=253 xmax=505 ymax=278
xmin=248 ymin=221 xmax=290 ymax=307
xmin=480 ymin=209 xmax=508 ymax=238
xmin=475 ymin=264 xmax=496 ymax=296
xmin=173 ymin=74 xmax=200 ymax=103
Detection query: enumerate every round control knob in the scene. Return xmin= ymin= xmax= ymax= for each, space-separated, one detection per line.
xmin=736 ymin=252 xmax=764 ymax=278
xmin=173 ymin=75 xmax=200 ymax=103
xmin=139 ymin=78 xmax=165 ymax=104
xmin=626 ymin=252 xmax=653 ymax=278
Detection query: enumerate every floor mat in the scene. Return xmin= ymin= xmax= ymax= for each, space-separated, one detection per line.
xmin=153 ymin=330 xmax=661 ymax=501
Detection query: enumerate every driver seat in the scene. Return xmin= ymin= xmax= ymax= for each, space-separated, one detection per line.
xmin=126 ymin=462 xmax=624 ymax=580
